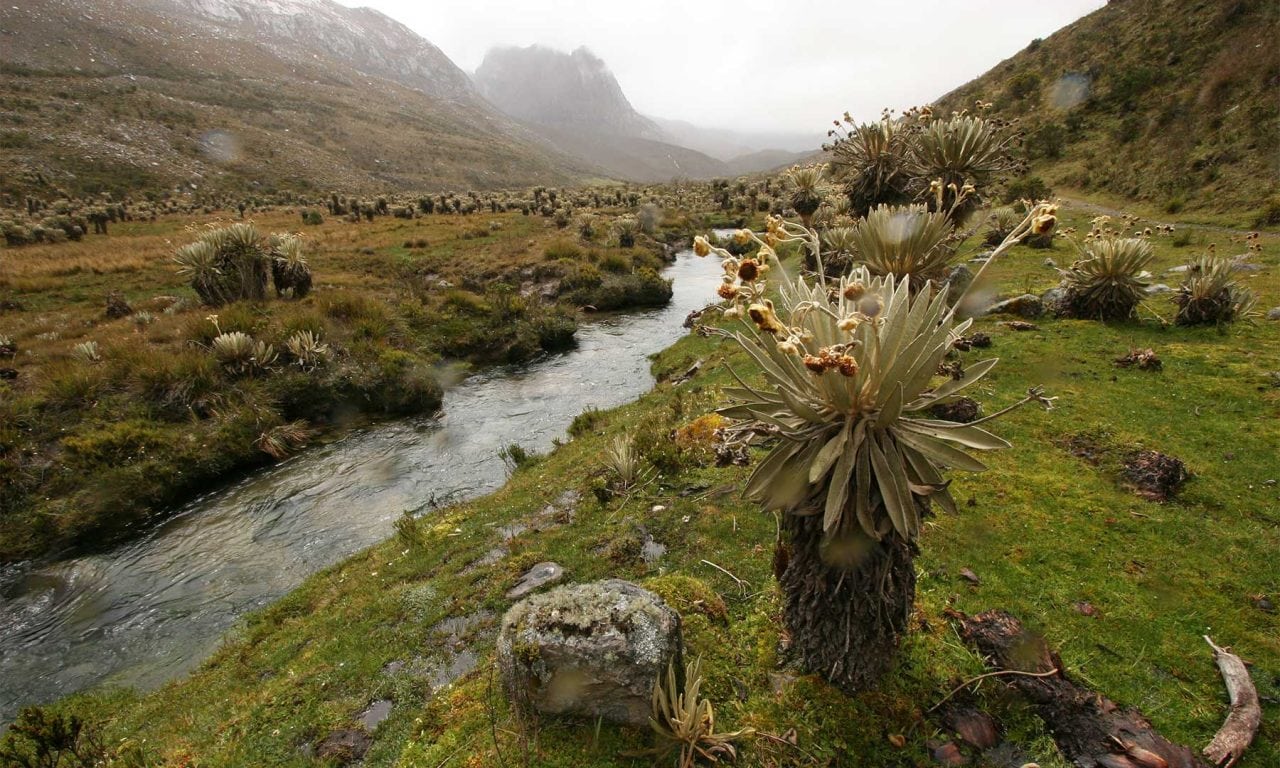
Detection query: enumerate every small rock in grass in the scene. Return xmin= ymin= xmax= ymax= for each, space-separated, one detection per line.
xmin=1122 ymin=450 xmax=1188 ymax=501
xmin=930 ymin=397 xmax=981 ymax=423
xmin=1254 ymin=595 xmax=1275 ymax=614
xmin=506 ymin=561 xmax=563 ymax=599
xmin=929 ymin=739 xmax=969 ymax=766
xmin=1266 ymin=307 xmax=1280 ymax=321
xmin=358 ymin=699 xmax=392 ymax=730
xmin=1074 ymin=601 xmax=1099 ymax=617
xmin=959 ymin=568 xmax=981 ymax=586
xmin=985 ymin=294 xmax=1044 ymax=319
xmin=315 ymin=729 xmax=372 ymax=763
xmin=1002 ymin=321 xmax=1038 ymax=331
xmin=944 ymin=707 xmax=999 ymax=749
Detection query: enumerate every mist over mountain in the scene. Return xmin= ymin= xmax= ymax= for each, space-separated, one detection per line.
xmin=472 ymin=44 xmax=815 ymax=181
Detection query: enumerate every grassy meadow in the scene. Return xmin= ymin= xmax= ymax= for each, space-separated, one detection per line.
xmin=9 ymin=200 xmax=1276 ymax=766
xmin=0 ymin=203 xmax=709 ymax=563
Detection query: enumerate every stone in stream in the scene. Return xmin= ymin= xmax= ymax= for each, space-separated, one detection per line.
xmin=497 ymin=579 xmax=683 ymax=726
xmin=507 ymin=561 xmax=564 ymax=599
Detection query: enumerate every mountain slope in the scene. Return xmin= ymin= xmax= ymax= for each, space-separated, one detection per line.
xmin=473 ymin=44 xmax=732 ymax=182
xmin=0 ymin=0 xmax=590 ymax=197
xmin=475 ymin=45 xmax=661 ymax=139
xmin=934 ymin=0 xmax=1279 ymax=218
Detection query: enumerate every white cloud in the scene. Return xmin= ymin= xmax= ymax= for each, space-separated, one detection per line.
xmin=336 ymin=0 xmax=1105 ymax=135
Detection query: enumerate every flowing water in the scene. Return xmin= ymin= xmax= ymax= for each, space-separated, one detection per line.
xmin=0 ymin=247 xmax=726 ymax=725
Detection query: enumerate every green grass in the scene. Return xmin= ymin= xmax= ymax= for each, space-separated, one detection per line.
xmin=19 ymin=199 xmax=1278 ymax=766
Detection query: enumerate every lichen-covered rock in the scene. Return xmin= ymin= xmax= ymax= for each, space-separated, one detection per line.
xmin=497 ymin=579 xmax=682 ymax=726
xmin=985 ymin=293 xmax=1044 ymax=318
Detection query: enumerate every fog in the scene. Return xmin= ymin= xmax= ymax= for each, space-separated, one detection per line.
xmin=337 ymin=0 xmax=1105 ymax=138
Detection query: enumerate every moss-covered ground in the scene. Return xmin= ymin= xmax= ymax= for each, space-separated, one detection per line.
xmin=11 ymin=202 xmax=1280 ymax=766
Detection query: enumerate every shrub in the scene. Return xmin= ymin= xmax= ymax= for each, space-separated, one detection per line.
xmin=301 ymin=209 xmax=324 ymax=226
xmin=1001 ymin=175 xmax=1053 ymax=205
xmin=544 ymin=239 xmax=583 ymax=261
xmin=1172 ymin=254 xmax=1257 ymax=325
xmin=1056 ymin=236 xmax=1153 ymax=320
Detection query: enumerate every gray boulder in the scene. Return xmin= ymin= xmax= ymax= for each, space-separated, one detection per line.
xmin=945 ymin=264 xmax=974 ymax=297
xmin=497 ymin=579 xmax=682 ymax=726
xmin=985 ymin=293 xmax=1044 ymax=318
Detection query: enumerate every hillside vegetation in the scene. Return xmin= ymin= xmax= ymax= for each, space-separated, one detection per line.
xmin=0 ymin=0 xmax=589 ymax=198
xmin=935 ymin=0 xmax=1279 ymax=223
xmin=12 ymin=199 xmax=1277 ymax=767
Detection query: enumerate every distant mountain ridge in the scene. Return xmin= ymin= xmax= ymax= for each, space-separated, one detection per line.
xmin=473 ymin=44 xmax=817 ymax=181
xmin=475 ymin=46 xmax=661 ymax=139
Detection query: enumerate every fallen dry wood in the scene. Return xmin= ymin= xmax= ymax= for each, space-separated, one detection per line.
xmin=1202 ymin=636 xmax=1261 ymax=768
xmin=958 ymin=610 xmax=1206 ymax=768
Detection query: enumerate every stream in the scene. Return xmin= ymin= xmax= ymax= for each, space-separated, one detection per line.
xmin=0 ymin=245 xmax=726 ymax=726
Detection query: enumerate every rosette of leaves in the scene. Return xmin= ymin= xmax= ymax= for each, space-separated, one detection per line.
xmin=174 ymin=223 xmax=269 ymax=306
xmin=786 ymin=165 xmax=826 ymax=225
xmin=1172 ymin=253 xmax=1257 ymax=325
xmin=647 ymin=656 xmax=753 ymax=768
xmin=1055 ymin=236 xmax=1153 ymax=320
xmin=714 ymin=217 xmax=1048 ymax=693
xmin=270 ymin=232 xmax=312 ymax=299
xmin=909 ymin=114 xmax=1021 ymax=222
xmin=983 ymin=206 xmax=1021 ymax=246
xmin=826 ymin=119 xmax=913 ymax=217
xmin=850 ymin=204 xmax=956 ymax=292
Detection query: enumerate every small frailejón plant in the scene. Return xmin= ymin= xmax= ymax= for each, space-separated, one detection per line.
xmin=695 ymin=207 xmax=1053 ymax=693
xmin=173 ymin=222 xmax=270 ymax=306
xmin=1055 ymin=235 xmax=1153 ymax=320
xmin=646 ymin=656 xmax=753 ymax=768
xmin=1172 ymin=253 xmax=1258 ymax=326
xmin=786 ymin=164 xmax=827 ymax=226
xmin=269 ymin=233 xmax=313 ymax=299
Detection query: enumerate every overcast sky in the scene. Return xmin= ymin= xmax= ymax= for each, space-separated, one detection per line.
xmin=337 ymin=0 xmax=1105 ymax=138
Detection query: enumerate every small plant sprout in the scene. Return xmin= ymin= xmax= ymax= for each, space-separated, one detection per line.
xmin=284 ymin=330 xmax=330 ymax=370
xmin=72 ymin=340 xmax=102 ymax=363
xmin=603 ymin=434 xmax=640 ymax=490
xmin=646 ymin=656 xmax=753 ymax=768
xmin=255 ymin=420 xmax=312 ymax=459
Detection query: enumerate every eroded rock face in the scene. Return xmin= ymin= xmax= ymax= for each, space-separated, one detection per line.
xmin=497 ymin=579 xmax=682 ymax=727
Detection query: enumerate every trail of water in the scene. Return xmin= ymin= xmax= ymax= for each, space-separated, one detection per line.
xmin=0 ymin=248 xmax=725 ymax=724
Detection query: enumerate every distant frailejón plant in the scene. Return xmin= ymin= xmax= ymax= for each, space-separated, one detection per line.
xmin=174 ymin=223 xmax=314 ymax=305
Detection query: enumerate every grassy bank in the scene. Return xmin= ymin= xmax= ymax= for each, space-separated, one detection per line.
xmin=11 ymin=201 xmax=1277 ymax=766
xmin=0 ymin=203 xmax=725 ymax=563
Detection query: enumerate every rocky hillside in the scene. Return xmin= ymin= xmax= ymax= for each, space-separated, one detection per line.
xmin=0 ymin=0 xmax=590 ymax=197
xmin=475 ymin=46 xmax=661 ymax=140
xmin=935 ymin=0 xmax=1279 ymax=220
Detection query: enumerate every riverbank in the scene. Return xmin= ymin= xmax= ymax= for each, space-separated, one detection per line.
xmin=0 ymin=203 xmax=735 ymax=564
xmin=12 ymin=201 xmax=1278 ymax=766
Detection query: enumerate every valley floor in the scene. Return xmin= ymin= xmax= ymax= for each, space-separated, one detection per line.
xmin=6 ymin=201 xmax=1280 ymax=766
